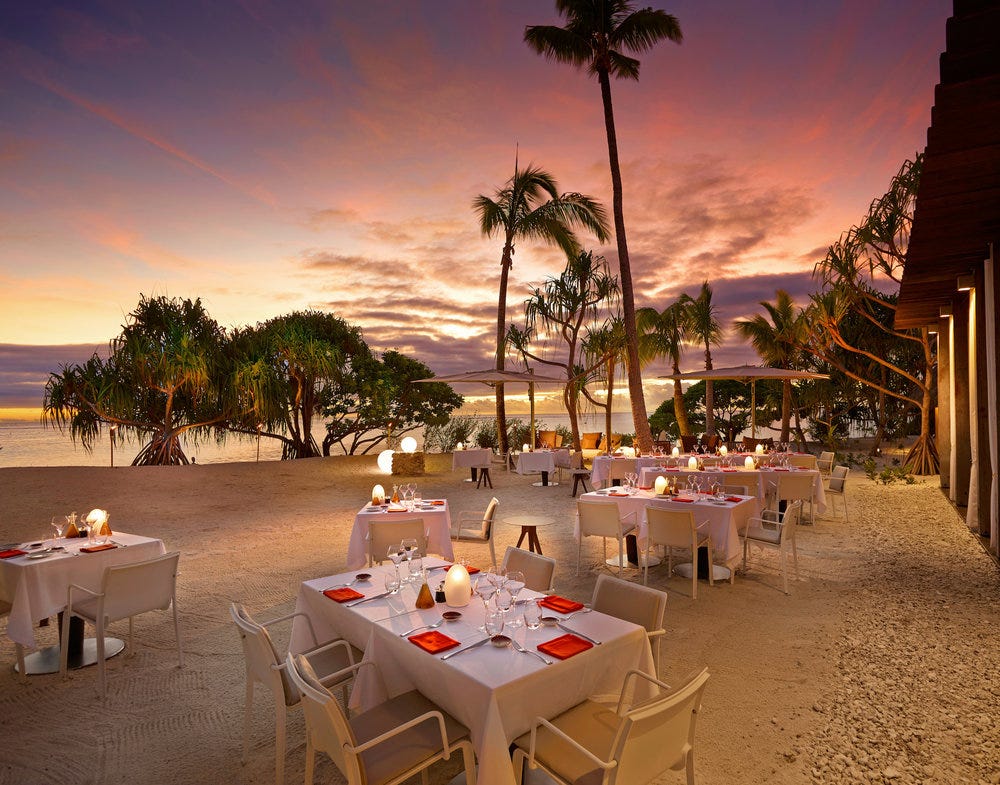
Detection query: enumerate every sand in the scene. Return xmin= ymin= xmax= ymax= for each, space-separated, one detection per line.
xmin=0 ymin=454 xmax=997 ymax=784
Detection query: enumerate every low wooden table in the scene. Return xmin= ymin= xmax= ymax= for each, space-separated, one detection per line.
xmin=505 ymin=515 xmax=554 ymax=555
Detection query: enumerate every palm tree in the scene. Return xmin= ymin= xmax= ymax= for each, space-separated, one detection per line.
xmin=681 ymin=282 xmax=723 ymax=437
xmin=473 ymin=161 xmax=610 ymax=453
xmin=525 ymin=1 xmax=682 ymax=453
xmin=733 ymin=290 xmax=808 ymax=443
xmin=637 ymin=299 xmax=692 ymax=436
xmin=581 ymin=316 xmax=627 ymax=452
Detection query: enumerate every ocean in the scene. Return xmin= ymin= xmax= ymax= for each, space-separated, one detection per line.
xmin=0 ymin=411 xmax=643 ymax=468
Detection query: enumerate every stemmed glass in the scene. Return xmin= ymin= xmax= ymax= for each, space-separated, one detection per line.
xmin=49 ymin=516 xmax=65 ymax=548
xmin=403 ymin=483 xmax=415 ymax=510
xmin=474 ymin=577 xmax=498 ymax=631
xmin=400 ymin=538 xmax=419 ymax=581
xmin=504 ymin=570 xmax=525 ymax=628
xmin=387 ymin=544 xmax=404 ymax=584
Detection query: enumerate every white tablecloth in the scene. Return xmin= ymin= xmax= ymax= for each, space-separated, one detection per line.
xmin=590 ymin=455 xmax=662 ymax=487
xmin=452 ymin=448 xmax=492 ymax=471
xmin=0 ymin=533 xmax=167 ymax=648
xmin=346 ymin=502 xmax=455 ymax=570
xmin=514 ymin=451 xmax=556 ymax=476
xmin=578 ymin=490 xmax=759 ymax=569
xmin=290 ymin=560 xmax=655 ymax=785
xmin=638 ymin=466 xmax=826 ymax=512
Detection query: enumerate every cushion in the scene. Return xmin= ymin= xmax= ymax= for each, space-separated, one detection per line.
xmin=581 ymin=433 xmax=601 ymax=450
xmin=512 ymin=699 xmax=617 ymax=785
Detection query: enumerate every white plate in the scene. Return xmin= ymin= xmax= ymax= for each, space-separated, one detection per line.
xmin=27 ymin=551 xmax=53 ymax=560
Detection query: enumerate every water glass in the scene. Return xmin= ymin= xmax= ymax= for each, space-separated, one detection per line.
xmin=484 ymin=609 xmax=505 ymax=637
xmin=384 ymin=572 xmax=401 ymax=595
xmin=523 ymin=599 xmax=542 ymax=630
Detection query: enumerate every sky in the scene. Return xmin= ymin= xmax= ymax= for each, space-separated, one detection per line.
xmin=0 ymin=0 xmax=949 ymax=417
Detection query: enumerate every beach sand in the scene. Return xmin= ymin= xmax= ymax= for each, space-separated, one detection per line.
xmin=1 ymin=454 xmax=997 ymax=784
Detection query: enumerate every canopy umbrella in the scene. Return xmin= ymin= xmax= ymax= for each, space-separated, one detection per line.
xmin=413 ymin=368 xmax=566 ymax=449
xmin=659 ymin=364 xmax=828 ymax=438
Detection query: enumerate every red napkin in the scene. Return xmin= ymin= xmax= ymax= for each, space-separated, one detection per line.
xmin=608 ymin=492 xmax=629 ymax=497
xmin=387 ymin=508 xmax=412 ymax=513
xmin=324 ymin=587 xmax=364 ymax=602
xmin=773 ymin=468 xmax=789 ymax=472
xmin=539 ymin=595 xmax=584 ymax=614
xmin=637 ymin=486 xmax=653 ymax=491
xmin=721 ymin=468 xmax=738 ymax=472
xmin=0 ymin=549 xmax=27 ymax=559
xmin=538 ymin=633 xmax=593 ymax=660
xmin=430 ymin=500 xmax=445 ymax=505
xmin=408 ymin=630 xmax=461 ymax=654
xmin=443 ymin=564 xmax=480 ymax=574
xmin=725 ymin=496 xmax=744 ymax=503
xmin=80 ymin=543 xmax=118 ymax=553
xmin=665 ymin=468 xmax=680 ymax=471
xmin=672 ymin=497 xmax=695 ymax=503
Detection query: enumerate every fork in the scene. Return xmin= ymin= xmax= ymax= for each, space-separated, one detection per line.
xmin=399 ymin=618 xmax=444 ymax=637
xmin=510 ymin=639 xmax=552 ymax=665
xmin=564 ymin=607 xmax=593 ymax=620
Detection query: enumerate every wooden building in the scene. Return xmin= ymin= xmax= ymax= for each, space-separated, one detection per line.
xmin=896 ymin=0 xmax=1000 ymax=555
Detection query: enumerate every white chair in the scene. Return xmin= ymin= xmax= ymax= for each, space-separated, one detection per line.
xmin=492 ymin=449 xmax=512 ymax=473
xmin=501 ymin=546 xmax=556 ymax=593
xmin=826 ymin=465 xmax=850 ymax=521
xmin=769 ymin=472 xmax=817 ymax=524
xmin=591 ymin=573 xmax=667 ymax=674
xmin=59 ymin=551 xmax=183 ymax=698
xmin=786 ymin=453 xmax=818 ymax=469
xmin=230 ymin=603 xmax=359 ymax=785
xmin=605 ymin=458 xmax=638 ymax=488
xmin=0 ymin=601 xmax=26 ymax=683
xmin=644 ymin=506 xmax=720 ymax=599
xmin=286 ymin=652 xmax=478 ymax=785
xmin=368 ymin=519 xmax=428 ymax=567
xmin=568 ymin=451 xmax=592 ymax=497
xmin=816 ymin=451 xmax=835 ymax=477
xmin=576 ymin=500 xmax=636 ymax=578
xmin=741 ymin=500 xmax=802 ymax=594
xmin=453 ymin=496 xmax=499 ymax=567
xmin=721 ymin=484 xmax=750 ymax=496
xmin=512 ymin=666 xmax=710 ymax=785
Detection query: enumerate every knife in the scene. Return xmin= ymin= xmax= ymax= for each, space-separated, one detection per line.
xmin=441 ymin=636 xmax=491 ymax=660
xmin=556 ymin=622 xmax=601 ymax=645
xmin=346 ymin=591 xmax=393 ymax=606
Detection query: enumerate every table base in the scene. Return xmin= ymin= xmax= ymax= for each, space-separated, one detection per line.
xmin=605 ymin=554 xmax=661 ymax=568
xmin=673 ymin=562 xmax=732 ymax=582
xmin=17 ymin=637 xmax=126 ymax=676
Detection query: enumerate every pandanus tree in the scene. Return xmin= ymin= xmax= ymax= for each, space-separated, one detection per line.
xmin=637 ymin=299 xmax=692 ymax=437
xmin=581 ymin=315 xmax=627 ymax=451
xmin=507 ymin=250 xmax=621 ymax=450
xmin=474 ymin=162 xmax=610 ymax=455
xmin=43 ymin=295 xmax=234 ymax=465
xmin=733 ymin=290 xmax=809 ymax=444
xmin=525 ymin=0 xmax=683 ymax=453
xmin=680 ymin=282 xmax=723 ymax=437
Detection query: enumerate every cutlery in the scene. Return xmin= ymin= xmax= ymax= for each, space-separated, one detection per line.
xmin=564 ymin=607 xmax=593 ymax=619
xmin=326 ymin=577 xmax=362 ymax=590
xmin=346 ymin=591 xmax=393 ymax=606
xmin=399 ymin=619 xmax=444 ymax=637
xmin=441 ymin=636 xmax=491 ymax=660
xmin=556 ymin=622 xmax=601 ymax=645
xmin=510 ymin=638 xmax=551 ymax=665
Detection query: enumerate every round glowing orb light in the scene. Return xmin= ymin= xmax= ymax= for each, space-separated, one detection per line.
xmin=400 ymin=436 xmax=418 ymax=454
xmin=377 ymin=450 xmax=395 ymax=474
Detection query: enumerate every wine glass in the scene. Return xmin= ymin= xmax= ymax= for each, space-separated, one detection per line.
xmin=504 ymin=570 xmax=525 ymax=628
xmin=50 ymin=515 xmax=65 ymax=546
xmin=387 ymin=544 xmax=404 ymax=581
xmin=403 ymin=483 xmax=414 ymax=510
xmin=484 ymin=608 xmax=505 ymax=637
xmin=400 ymin=538 xmax=419 ymax=581
xmin=474 ymin=578 xmax=497 ymax=631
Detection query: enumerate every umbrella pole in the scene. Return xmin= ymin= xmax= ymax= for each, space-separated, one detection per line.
xmin=751 ymin=380 xmax=756 ymax=439
xmin=529 ymin=382 xmax=536 ymax=449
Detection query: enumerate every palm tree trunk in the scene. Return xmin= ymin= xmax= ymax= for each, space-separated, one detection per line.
xmin=780 ymin=378 xmax=792 ymax=443
xmin=495 ymin=238 xmax=514 ymax=454
xmin=598 ymin=69 xmax=652 ymax=452
xmin=605 ymin=356 xmax=615 ymax=452
xmin=703 ymin=343 xmax=715 ymax=436
xmin=672 ymin=354 xmax=691 ymax=436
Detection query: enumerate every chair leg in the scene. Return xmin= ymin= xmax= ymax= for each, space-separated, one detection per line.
xmin=173 ymin=600 xmax=184 ymax=667
xmin=706 ymin=541 xmax=715 ymax=588
xmin=791 ymin=536 xmax=799 ymax=580
xmin=59 ymin=612 xmax=72 ymax=679
xmin=95 ymin=620 xmax=107 ymax=699
xmin=274 ymin=693 xmax=286 ymax=785
xmin=304 ymin=735 xmax=315 ymax=785
xmin=127 ymin=616 xmax=135 ymax=657
xmin=14 ymin=643 xmax=25 ymax=683
xmin=691 ymin=552 xmax=698 ymax=600
xmin=242 ymin=672 xmax=254 ymax=763
xmin=779 ymin=549 xmax=789 ymax=595
xmin=462 ymin=742 xmax=478 ymax=785
xmin=513 ymin=749 xmax=527 ymax=785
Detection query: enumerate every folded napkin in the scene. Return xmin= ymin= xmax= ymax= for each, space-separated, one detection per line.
xmin=538 ymin=633 xmax=593 ymax=660
xmin=773 ymin=468 xmax=789 ymax=472
xmin=429 ymin=500 xmax=445 ymax=506
xmin=80 ymin=543 xmax=118 ymax=553
xmin=637 ymin=486 xmax=653 ymax=491
xmin=725 ymin=496 xmax=744 ymax=503
xmin=721 ymin=468 xmax=738 ymax=472
xmin=443 ymin=564 xmax=480 ymax=574
xmin=324 ymin=587 xmax=364 ymax=603
xmin=672 ymin=497 xmax=695 ymax=503
xmin=387 ymin=507 xmax=411 ymax=513
xmin=539 ymin=595 xmax=584 ymax=614
xmin=0 ymin=548 xmax=27 ymax=559
xmin=408 ymin=630 xmax=461 ymax=654
xmin=608 ymin=492 xmax=630 ymax=497
xmin=665 ymin=468 xmax=680 ymax=471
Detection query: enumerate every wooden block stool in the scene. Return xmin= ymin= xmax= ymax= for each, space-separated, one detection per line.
xmin=476 ymin=466 xmax=493 ymax=489
xmin=570 ymin=470 xmax=591 ymax=497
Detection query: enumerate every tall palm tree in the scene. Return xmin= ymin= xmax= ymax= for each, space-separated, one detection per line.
xmin=733 ymin=290 xmax=807 ymax=443
xmin=681 ymin=281 xmax=723 ymax=437
xmin=637 ymin=299 xmax=692 ymax=436
xmin=581 ymin=315 xmax=627 ymax=452
xmin=525 ymin=1 xmax=682 ymax=453
xmin=474 ymin=162 xmax=610 ymax=453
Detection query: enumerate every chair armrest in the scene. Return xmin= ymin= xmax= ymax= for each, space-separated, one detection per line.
xmin=66 ymin=582 xmax=102 ymax=610
xmin=305 ymin=637 xmax=357 ymax=672
xmin=350 ymin=709 xmax=453 ymax=760
xmin=615 ymin=668 xmax=673 ymax=713
xmin=527 ymin=717 xmax=617 ymax=772
xmin=262 ymin=610 xmax=319 ymax=648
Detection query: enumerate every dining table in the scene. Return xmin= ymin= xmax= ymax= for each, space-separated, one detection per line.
xmin=578 ymin=488 xmax=760 ymax=578
xmin=452 ymin=447 xmax=492 ymax=482
xmin=346 ymin=500 xmax=455 ymax=570
xmin=514 ymin=450 xmax=559 ymax=486
xmin=290 ymin=558 xmax=656 ymax=785
xmin=0 ymin=532 xmax=167 ymax=674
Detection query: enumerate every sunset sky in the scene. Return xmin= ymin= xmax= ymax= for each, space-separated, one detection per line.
xmin=0 ymin=1 xmax=949 ymax=416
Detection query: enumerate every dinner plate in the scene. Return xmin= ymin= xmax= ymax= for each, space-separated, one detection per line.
xmin=710 ymin=500 xmax=728 ymax=505
xmin=27 ymin=551 xmax=53 ymax=560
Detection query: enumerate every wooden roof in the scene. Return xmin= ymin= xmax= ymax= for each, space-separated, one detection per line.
xmin=896 ymin=0 xmax=1000 ymax=328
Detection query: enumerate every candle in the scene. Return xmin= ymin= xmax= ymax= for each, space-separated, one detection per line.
xmin=456 ymin=441 xmax=464 ymax=451
xmin=687 ymin=456 xmax=698 ymax=470
xmin=443 ymin=564 xmax=472 ymax=607
xmin=719 ymin=445 xmax=728 ymax=456
xmin=523 ymin=443 xmax=530 ymax=453
xmin=671 ymin=446 xmax=680 ymax=458
xmin=745 ymin=456 xmax=756 ymax=470
xmin=372 ymin=484 xmax=385 ymax=505
xmin=755 ymin=443 xmax=765 ymax=455
xmin=654 ymin=475 xmax=668 ymax=496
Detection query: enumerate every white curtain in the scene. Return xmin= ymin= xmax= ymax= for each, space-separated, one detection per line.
xmin=984 ymin=247 xmax=998 ymax=551
xmin=967 ymin=287 xmax=979 ymax=531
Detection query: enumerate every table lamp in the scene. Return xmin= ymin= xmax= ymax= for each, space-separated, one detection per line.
xmin=444 ymin=564 xmax=472 ymax=607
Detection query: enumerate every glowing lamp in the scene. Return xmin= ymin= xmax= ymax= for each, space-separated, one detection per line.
xmin=745 ymin=456 xmax=756 ymax=470
xmin=671 ymin=446 xmax=680 ymax=458
xmin=443 ymin=564 xmax=472 ymax=607
xmin=401 ymin=436 xmax=417 ymax=454
xmin=654 ymin=476 xmax=668 ymax=496
xmin=523 ymin=443 xmax=530 ymax=453
xmin=377 ymin=449 xmax=394 ymax=474
xmin=755 ymin=443 xmax=765 ymax=455
xmin=456 ymin=441 xmax=464 ymax=451
xmin=371 ymin=484 xmax=385 ymax=505
xmin=719 ymin=445 xmax=728 ymax=456
xmin=687 ymin=456 xmax=698 ymax=470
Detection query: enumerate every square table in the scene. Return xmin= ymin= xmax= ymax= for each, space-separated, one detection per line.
xmin=452 ymin=448 xmax=492 ymax=482
xmin=514 ymin=450 xmax=558 ymax=486
xmin=346 ymin=501 xmax=455 ymax=570
xmin=290 ymin=560 xmax=655 ymax=785
xmin=0 ymin=532 xmax=167 ymax=673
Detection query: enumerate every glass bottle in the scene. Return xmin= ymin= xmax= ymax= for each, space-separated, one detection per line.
xmin=391 ymin=484 xmax=400 ymax=504
xmin=415 ymin=577 xmax=435 ymax=609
